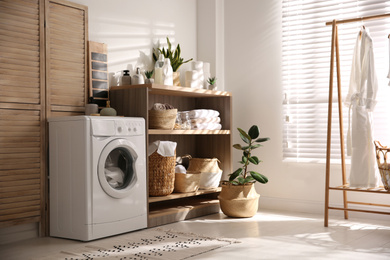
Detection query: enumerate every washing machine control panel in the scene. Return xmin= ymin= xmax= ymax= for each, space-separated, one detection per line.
xmin=91 ymin=117 xmax=144 ymax=137
xmin=115 ymin=119 xmax=144 ymax=136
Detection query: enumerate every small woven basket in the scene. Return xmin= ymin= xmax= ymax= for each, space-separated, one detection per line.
xmin=187 ymin=157 xmax=221 ymax=173
xmin=174 ymin=171 xmax=201 ymax=193
xmin=148 ymin=150 xmax=176 ymax=196
xmin=148 ymin=109 xmax=177 ymax=130
xmin=186 ymin=156 xmax=222 ymax=189
xmin=374 ymin=140 xmax=390 ymax=191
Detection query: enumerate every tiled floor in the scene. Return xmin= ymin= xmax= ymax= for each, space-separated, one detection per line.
xmin=1 ymin=209 xmax=390 ymax=259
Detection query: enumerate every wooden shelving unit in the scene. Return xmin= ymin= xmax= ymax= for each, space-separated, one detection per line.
xmin=110 ymin=84 xmax=232 ymax=227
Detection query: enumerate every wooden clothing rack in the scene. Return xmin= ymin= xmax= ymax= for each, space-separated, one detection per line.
xmin=324 ymin=13 xmax=390 ymax=227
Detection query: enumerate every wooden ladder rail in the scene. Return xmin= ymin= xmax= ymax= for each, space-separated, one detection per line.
xmin=324 ymin=13 xmax=390 ymax=227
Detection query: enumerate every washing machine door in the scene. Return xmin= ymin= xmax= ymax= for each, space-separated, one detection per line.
xmin=98 ymin=138 xmax=139 ymax=199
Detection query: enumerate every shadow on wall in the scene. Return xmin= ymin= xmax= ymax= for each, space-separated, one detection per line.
xmin=91 ymin=16 xmax=177 ymax=76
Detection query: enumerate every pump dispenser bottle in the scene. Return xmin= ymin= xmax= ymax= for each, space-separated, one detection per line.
xmin=154 ymin=54 xmax=164 ymax=84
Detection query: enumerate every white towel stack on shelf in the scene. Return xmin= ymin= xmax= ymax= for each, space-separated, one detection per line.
xmin=188 ymin=109 xmax=222 ymax=130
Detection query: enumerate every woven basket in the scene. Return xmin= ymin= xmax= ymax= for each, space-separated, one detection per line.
xmin=174 ymin=171 xmax=201 ymax=193
xmin=148 ymin=109 xmax=177 ymax=130
xmin=148 ymin=150 xmax=176 ymax=196
xmin=186 ymin=156 xmax=222 ymax=189
xmin=374 ymin=141 xmax=390 ymax=191
xmin=187 ymin=157 xmax=221 ymax=173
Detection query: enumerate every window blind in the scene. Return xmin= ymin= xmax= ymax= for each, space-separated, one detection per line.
xmin=282 ymin=0 xmax=390 ymax=163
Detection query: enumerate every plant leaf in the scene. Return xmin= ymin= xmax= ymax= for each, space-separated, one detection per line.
xmin=250 ymin=144 xmax=262 ymax=149
xmin=233 ymin=144 xmax=242 ymax=150
xmin=250 ymin=171 xmax=268 ymax=184
xmin=244 ymin=176 xmax=255 ymax=183
xmin=242 ymin=156 xmax=248 ymax=164
xmin=241 ymin=145 xmax=250 ymax=151
xmin=248 ymin=125 xmax=259 ymax=139
xmin=237 ymin=176 xmax=245 ymax=184
xmin=238 ymin=128 xmax=250 ymax=144
xmin=248 ymin=156 xmax=260 ymax=165
xmin=229 ymin=168 xmax=242 ymax=182
xmin=255 ymin=137 xmax=270 ymax=143
xmin=167 ymin=37 xmax=172 ymax=50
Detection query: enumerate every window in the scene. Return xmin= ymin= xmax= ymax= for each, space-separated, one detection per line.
xmin=282 ymin=0 xmax=390 ymax=163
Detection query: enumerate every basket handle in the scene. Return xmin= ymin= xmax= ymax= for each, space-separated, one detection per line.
xmin=374 ymin=140 xmax=389 ymax=166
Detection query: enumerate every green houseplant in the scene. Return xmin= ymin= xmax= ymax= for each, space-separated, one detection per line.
xmin=144 ymin=69 xmax=154 ymax=84
xmin=218 ymin=125 xmax=270 ymax=218
xmin=153 ymin=37 xmax=193 ymax=86
xmin=153 ymin=37 xmax=193 ymax=72
xmin=207 ymin=76 xmax=217 ymax=90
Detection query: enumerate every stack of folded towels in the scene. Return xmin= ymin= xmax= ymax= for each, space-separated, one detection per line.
xmin=188 ymin=109 xmax=222 ymax=130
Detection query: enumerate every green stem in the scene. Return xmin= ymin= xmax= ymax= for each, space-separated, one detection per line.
xmin=243 ymin=140 xmax=253 ymax=179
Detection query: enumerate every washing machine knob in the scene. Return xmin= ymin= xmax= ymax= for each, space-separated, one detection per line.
xmin=117 ymin=126 xmax=123 ymax=133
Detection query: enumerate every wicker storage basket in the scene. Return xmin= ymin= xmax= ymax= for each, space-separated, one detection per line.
xmin=174 ymin=171 xmax=201 ymax=193
xmin=148 ymin=109 xmax=177 ymax=130
xmin=148 ymin=150 xmax=176 ymax=196
xmin=374 ymin=141 xmax=390 ymax=191
xmin=186 ymin=157 xmax=222 ymax=189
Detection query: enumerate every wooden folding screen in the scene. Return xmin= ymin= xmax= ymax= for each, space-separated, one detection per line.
xmin=0 ymin=0 xmax=87 ymax=235
xmin=46 ymin=0 xmax=88 ymax=118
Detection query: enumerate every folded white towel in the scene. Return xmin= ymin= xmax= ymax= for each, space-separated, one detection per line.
xmin=188 ymin=109 xmax=220 ymax=119
xmin=191 ymin=123 xmax=222 ymax=130
xmin=190 ymin=117 xmax=221 ymax=124
xmin=175 ymin=165 xmax=186 ymax=174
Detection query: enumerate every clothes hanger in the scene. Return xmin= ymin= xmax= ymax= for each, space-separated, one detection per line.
xmin=359 ymin=25 xmax=365 ymax=40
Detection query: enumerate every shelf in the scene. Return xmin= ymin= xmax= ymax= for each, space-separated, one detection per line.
xmin=148 ymin=198 xmax=220 ymax=228
xmin=329 ymin=185 xmax=389 ymax=194
xmin=112 ymin=84 xmax=232 ymax=97
xmin=149 ymin=188 xmax=221 ymax=203
xmin=148 ymin=129 xmax=230 ymax=135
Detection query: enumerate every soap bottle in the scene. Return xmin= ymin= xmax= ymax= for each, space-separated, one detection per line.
xmin=154 ymin=54 xmax=164 ymax=84
xmin=100 ymin=101 xmax=117 ymax=116
xmin=132 ymin=67 xmax=145 ymax=85
xmin=122 ymin=70 xmax=131 ymax=85
xmin=162 ymin=58 xmax=173 ymax=86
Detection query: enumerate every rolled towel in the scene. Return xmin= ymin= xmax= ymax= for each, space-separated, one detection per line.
xmin=191 ymin=123 xmax=222 ymax=130
xmin=190 ymin=117 xmax=220 ymax=124
xmin=185 ymin=80 xmax=200 ymax=88
xmin=185 ymin=70 xmax=199 ymax=81
xmin=153 ymin=103 xmax=166 ymax=110
xmin=188 ymin=109 xmax=220 ymax=119
xmin=152 ymin=103 xmax=175 ymax=110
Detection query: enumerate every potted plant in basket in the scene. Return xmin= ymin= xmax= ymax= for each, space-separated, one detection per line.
xmin=218 ymin=125 xmax=270 ymax=218
xmin=153 ymin=37 xmax=193 ymax=86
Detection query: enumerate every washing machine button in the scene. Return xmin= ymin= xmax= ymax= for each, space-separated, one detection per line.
xmin=117 ymin=126 xmax=123 ymax=133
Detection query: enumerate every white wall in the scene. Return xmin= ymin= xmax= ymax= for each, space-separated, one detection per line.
xmin=197 ymin=0 xmax=224 ymax=88
xmin=224 ymin=0 xmax=390 ymax=220
xmin=72 ymin=0 xmax=197 ymax=83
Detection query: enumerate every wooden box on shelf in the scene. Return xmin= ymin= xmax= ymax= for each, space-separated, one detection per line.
xmin=110 ymin=84 xmax=232 ymax=227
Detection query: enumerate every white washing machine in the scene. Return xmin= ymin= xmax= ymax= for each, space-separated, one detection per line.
xmin=49 ymin=116 xmax=147 ymax=241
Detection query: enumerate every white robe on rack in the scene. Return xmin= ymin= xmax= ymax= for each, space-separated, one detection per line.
xmin=344 ymin=27 xmax=380 ymax=188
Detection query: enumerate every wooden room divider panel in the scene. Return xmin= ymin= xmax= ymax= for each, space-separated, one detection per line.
xmin=0 ymin=0 xmax=88 ymax=235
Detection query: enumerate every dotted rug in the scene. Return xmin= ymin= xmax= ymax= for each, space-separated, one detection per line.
xmin=35 ymin=228 xmax=240 ymax=260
